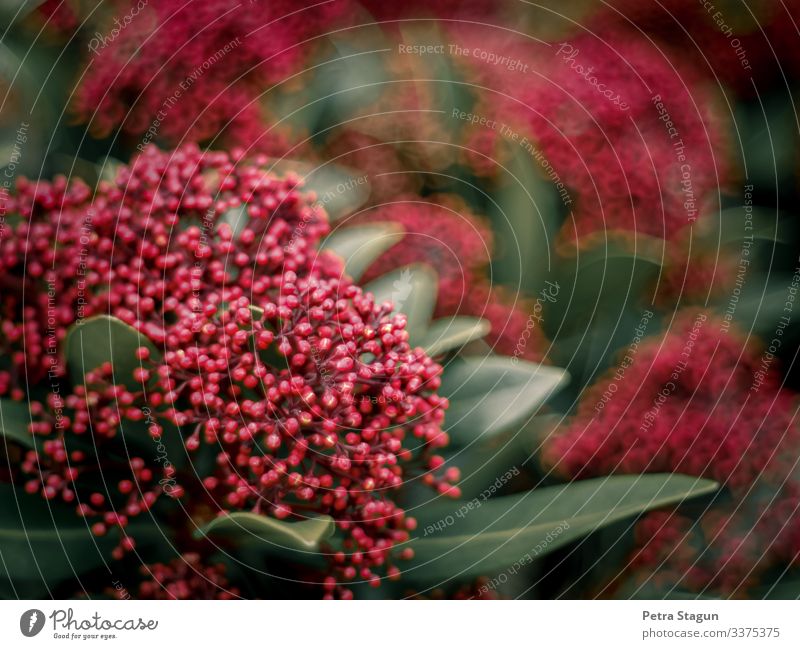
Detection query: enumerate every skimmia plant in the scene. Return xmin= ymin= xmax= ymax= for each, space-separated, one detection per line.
xmin=0 ymin=145 xmax=715 ymax=599
xmin=8 ymin=0 xmax=800 ymax=603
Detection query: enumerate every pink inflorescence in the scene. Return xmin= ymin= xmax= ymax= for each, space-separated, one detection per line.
xmin=354 ymin=197 xmax=548 ymax=361
xmin=34 ymin=0 xmax=80 ymax=36
xmin=626 ymin=488 xmax=800 ymax=596
xmin=544 ymin=311 xmax=797 ymax=487
xmin=589 ymin=0 xmax=800 ymax=95
xmin=449 ymin=26 xmax=735 ymax=242
xmin=356 ymin=197 xmax=493 ymax=300
xmin=73 ymin=0 xmax=347 ymax=147
xmin=0 ymin=144 xmax=456 ymax=598
xmin=543 ymin=311 xmax=800 ymax=595
xmin=359 ymin=0 xmax=499 ymax=22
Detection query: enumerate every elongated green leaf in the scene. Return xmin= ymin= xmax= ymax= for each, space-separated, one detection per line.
xmin=737 ymin=94 xmax=797 ymax=191
xmin=729 ymin=271 xmax=800 ymax=337
xmin=196 ymin=512 xmax=335 ymax=552
xmin=321 ymin=223 xmax=403 ymax=281
xmin=420 ymin=317 xmax=490 ymax=357
xmin=0 ymin=399 xmax=33 ymax=448
xmin=0 ymin=484 xmax=115 ymax=583
xmin=544 ymin=240 xmax=662 ymax=383
xmin=547 ymin=243 xmax=661 ymax=340
xmin=403 ymin=474 xmax=717 ymax=584
xmin=364 ymin=264 xmax=438 ymax=338
xmin=445 ymin=416 xmax=562 ymax=500
xmin=440 ymin=356 xmax=568 ymax=446
xmin=488 ymin=145 xmax=564 ymax=296
xmin=712 ymin=206 xmax=789 ymax=245
xmin=64 ymin=315 xmax=159 ymax=391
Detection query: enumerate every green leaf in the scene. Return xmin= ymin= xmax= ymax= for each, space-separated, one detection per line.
xmin=0 ymin=0 xmax=46 ymax=23
xmin=218 ymin=205 xmax=248 ymax=239
xmin=729 ymin=271 xmax=800 ymax=338
xmin=420 ymin=317 xmax=490 ymax=357
xmin=488 ymin=144 xmax=565 ymax=296
xmin=546 ymin=242 xmax=662 ymax=338
xmin=196 ymin=512 xmax=335 ymax=553
xmin=99 ymin=157 xmax=124 ymax=184
xmin=301 ymin=165 xmax=372 ymax=221
xmin=64 ymin=315 xmax=159 ymax=391
xmin=403 ymin=474 xmax=718 ymax=584
xmin=737 ymin=94 xmax=798 ymax=191
xmin=363 ymin=264 xmax=438 ymax=338
xmin=0 ymin=399 xmax=33 ymax=448
xmin=447 ymin=416 xmax=562 ymax=500
xmin=440 ymin=356 xmax=568 ymax=446
xmin=320 ymin=223 xmax=403 ymax=281
xmin=711 ymin=206 xmax=790 ymax=245
xmin=0 ymin=484 xmax=115 ymax=584
xmin=549 ymin=307 xmax=656 ymax=391
xmin=312 ymin=39 xmax=388 ymax=136
xmin=545 ymin=242 xmax=661 ymax=389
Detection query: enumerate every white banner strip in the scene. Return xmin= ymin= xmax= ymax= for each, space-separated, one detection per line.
xmin=1 ymin=600 xmax=798 ymax=648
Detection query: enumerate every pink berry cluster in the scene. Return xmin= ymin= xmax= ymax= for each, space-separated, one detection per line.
xmin=0 ymin=143 xmax=455 ymax=598
xmin=543 ymin=311 xmax=800 ymax=595
xmin=0 ymin=146 xmax=330 ymax=383
xmin=543 ymin=311 xmax=798 ymax=488
xmin=18 ymin=363 xmax=173 ymax=559
xmin=113 ymin=553 xmax=239 ymax=600
xmin=141 ymin=276 xmax=455 ymax=598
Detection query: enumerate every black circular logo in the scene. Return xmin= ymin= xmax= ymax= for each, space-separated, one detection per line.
xmin=20 ymin=609 xmax=45 ymax=637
